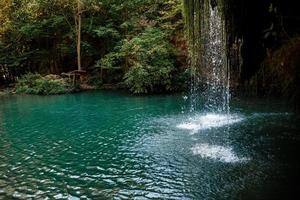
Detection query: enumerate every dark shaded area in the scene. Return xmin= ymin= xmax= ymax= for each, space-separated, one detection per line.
xmin=225 ymin=0 xmax=300 ymax=112
xmin=226 ymin=0 xmax=300 ymax=81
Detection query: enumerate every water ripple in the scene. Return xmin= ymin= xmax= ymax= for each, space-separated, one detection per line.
xmin=0 ymin=93 xmax=299 ymax=199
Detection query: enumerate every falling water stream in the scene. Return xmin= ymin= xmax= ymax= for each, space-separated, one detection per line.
xmin=186 ymin=0 xmax=236 ymax=152
xmin=203 ymin=3 xmax=229 ymax=113
xmin=190 ymin=0 xmax=229 ymax=113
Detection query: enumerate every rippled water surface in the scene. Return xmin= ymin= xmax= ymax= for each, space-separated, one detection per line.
xmin=0 ymin=92 xmax=299 ymax=199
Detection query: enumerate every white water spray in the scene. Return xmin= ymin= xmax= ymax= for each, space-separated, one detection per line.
xmin=191 ymin=143 xmax=248 ymax=163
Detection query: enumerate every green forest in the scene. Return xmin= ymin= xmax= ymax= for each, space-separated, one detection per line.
xmin=0 ymin=0 xmax=188 ymax=94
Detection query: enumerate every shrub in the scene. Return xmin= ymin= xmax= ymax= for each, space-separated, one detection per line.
xmin=16 ymin=73 xmax=71 ymax=95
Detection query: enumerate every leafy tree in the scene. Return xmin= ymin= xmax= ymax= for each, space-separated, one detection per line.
xmin=123 ymin=28 xmax=175 ymax=93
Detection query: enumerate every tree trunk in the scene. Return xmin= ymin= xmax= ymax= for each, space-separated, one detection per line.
xmin=77 ymin=0 xmax=82 ymax=71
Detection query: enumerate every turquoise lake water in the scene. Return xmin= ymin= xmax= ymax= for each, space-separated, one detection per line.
xmin=0 ymin=91 xmax=299 ymax=199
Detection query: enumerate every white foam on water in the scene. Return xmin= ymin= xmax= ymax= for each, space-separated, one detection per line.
xmin=177 ymin=113 xmax=243 ymax=133
xmin=191 ymin=143 xmax=248 ymax=163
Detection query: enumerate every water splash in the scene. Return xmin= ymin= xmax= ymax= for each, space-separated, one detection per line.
xmin=191 ymin=143 xmax=249 ymax=163
xmin=177 ymin=113 xmax=243 ymax=134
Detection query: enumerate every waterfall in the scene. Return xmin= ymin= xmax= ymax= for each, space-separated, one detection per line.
xmin=183 ymin=0 xmax=230 ymax=113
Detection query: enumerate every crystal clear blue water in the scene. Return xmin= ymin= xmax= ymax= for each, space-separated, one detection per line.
xmin=0 ymin=91 xmax=299 ymax=199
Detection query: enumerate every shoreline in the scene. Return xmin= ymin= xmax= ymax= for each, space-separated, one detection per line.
xmin=0 ymin=82 xmax=184 ymax=97
xmin=0 ymin=84 xmax=124 ymax=97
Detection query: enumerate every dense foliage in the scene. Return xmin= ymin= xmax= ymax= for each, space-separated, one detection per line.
xmin=0 ymin=0 xmax=186 ymax=94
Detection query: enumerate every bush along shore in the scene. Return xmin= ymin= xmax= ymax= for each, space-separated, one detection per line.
xmin=15 ymin=73 xmax=75 ymax=95
xmin=0 ymin=73 xmax=83 ymax=96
